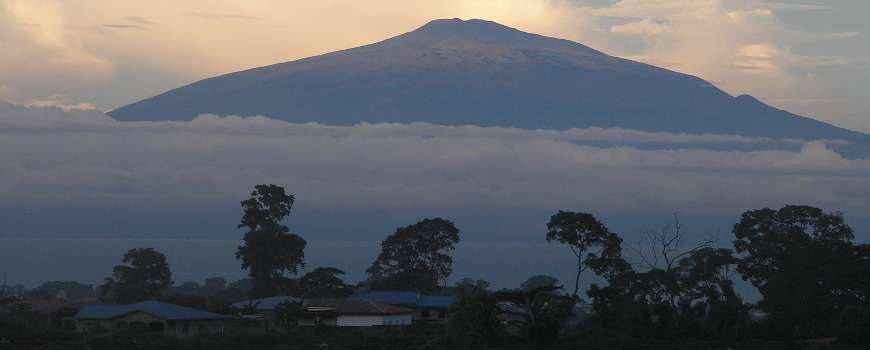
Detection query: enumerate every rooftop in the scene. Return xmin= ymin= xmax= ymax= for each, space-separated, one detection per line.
xmin=230 ymin=295 xmax=302 ymax=311
xmin=352 ymin=291 xmax=457 ymax=309
xmin=304 ymin=298 xmax=414 ymax=316
xmin=75 ymin=300 xmax=226 ymax=321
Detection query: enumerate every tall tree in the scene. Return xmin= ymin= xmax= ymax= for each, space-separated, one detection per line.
xmin=97 ymin=248 xmax=172 ymax=303
xmin=367 ymin=217 xmax=460 ymax=292
xmin=296 ymin=267 xmax=353 ymax=298
xmin=733 ymin=205 xmax=859 ymax=337
xmin=546 ymin=211 xmax=622 ymax=298
xmin=236 ymin=184 xmax=307 ymax=297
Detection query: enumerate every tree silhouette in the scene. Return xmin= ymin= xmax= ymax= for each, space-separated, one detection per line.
xmin=733 ymin=205 xmax=863 ymax=338
xmin=236 ymin=184 xmax=307 ymax=297
xmin=368 ymin=217 xmax=460 ymax=292
xmin=296 ymin=267 xmax=352 ymax=298
xmin=546 ymin=210 xmax=622 ymax=298
xmin=98 ymin=248 xmax=172 ymax=303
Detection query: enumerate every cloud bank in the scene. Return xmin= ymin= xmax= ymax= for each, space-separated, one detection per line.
xmin=1 ymin=103 xmax=867 ymax=220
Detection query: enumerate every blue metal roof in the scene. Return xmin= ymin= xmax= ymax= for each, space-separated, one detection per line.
xmin=352 ymin=291 xmax=456 ymax=309
xmin=75 ymin=300 xmax=226 ymax=321
xmin=230 ymin=296 xmax=302 ymax=311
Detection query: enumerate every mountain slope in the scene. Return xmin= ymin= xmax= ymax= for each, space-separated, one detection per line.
xmin=110 ymin=18 xmax=867 ymax=141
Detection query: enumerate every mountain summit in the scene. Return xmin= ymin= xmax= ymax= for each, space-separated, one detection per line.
xmin=110 ymin=18 xmax=865 ymax=141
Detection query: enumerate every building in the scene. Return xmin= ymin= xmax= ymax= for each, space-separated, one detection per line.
xmin=230 ymin=295 xmax=302 ymax=331
xmin=74 ymin=300 xmax=226 ymax=338
xmin=299 ymin=298 xmax=414 ymax=327
xmin=352 ymin=291 xmax=456 ymax=322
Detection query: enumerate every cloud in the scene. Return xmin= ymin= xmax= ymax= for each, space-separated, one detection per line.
xmin=536 ymin=0 xmax=870 ymax=135
xmin=0 ymin=0 xmax=114 ymax=109
xmin=0 ymin=0 xmax=114 ymax=83
xmin=183 ymin=11 xmax=257 ymax=20
xmin=749 ymin=2 xmax=831 ymax=12
xmin=22 ymin=94 xmax=99 ymax=111
xmin=0 ymin=84 xmax=14 ymax=99
xmin=611 ymin=19 xmax=672 ymax=36
xmin=0 ymin=105 xmax=867 ymax=218
xmin=125 ymin=16 xmax=155 ymax=25
xmin=98 ymin=24 xmax=145 ymax=31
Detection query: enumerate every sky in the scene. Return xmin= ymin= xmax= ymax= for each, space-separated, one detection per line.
xmin=0 ymin=0 xmax=868 ymax=133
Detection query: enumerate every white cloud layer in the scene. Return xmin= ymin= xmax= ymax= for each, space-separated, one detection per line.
xmin=1 ymin=104 xmax=868 ymax=219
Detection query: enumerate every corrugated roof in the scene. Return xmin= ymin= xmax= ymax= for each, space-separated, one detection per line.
xmin=230 ymin=296 xmax=302 ymax=311
xmin=353 ymin=291 xmax=456 ymax=309
xmin=75 ymin=300 xmax=226 ymax=321
xmin=304 ymin=298 xmax=414 ymax=316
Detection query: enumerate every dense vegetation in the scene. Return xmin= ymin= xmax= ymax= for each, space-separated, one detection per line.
xmin=1 ymin=184 xmax=869 ymax=349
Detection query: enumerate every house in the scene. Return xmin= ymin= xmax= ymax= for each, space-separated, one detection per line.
xmin=299 ymin=298 xmax=414 ymax=327
xmin=352 ymin=291 xmax=456 ymax=322
xmin=230 ymin=295 xmax=302 ymax=331
xmin=74 ymin=300 xmax=226 ymax=338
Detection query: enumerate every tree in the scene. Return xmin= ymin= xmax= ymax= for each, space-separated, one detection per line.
xmin=296 ymin=267 xmax=353 ymax=298
xmin=520 ymin=275 xmax=560 ymax=292
xmin=203 ymin=277 xmax=227 ymax=295
xmin=454 ymin=278 xmax=490 ymax=298
xmin=98 ymin=248 xmax=172 ymax=303
xmin=546 ymin=211 xmax=622 ymax=298
xmin=236 ymin=184 xmax=307 ymax=297
xmin=367 ymin=217 xmax=460 ymax=292
xmin=732 ymin=205 xmax=859 ymax=337
xmin=675 ymin=247 xmax=745 ymax=338
xmin=28 ymin=281 xmax=94 ymax=300
xmin=632 ymin=214 xmax=716 ymax=274
xmin=274 ymin=300 xmax=304 ymax=330
xmin=171 ymin=281 xmax=204 ymax=296
xmin=495 ymin=286 xmax=574 ymax=346
xmin=626 ymin=215 xmax=722 ymax=323
xmin=446 ymin=291 xmax=502 ymax=350
xmin=578 ymin=215 xmax=748 ymax=338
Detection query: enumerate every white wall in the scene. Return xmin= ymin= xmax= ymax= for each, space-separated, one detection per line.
xmin=383 ymin=314 xmax=412 ymax=326
xmin=336 ymin=314 xmax=411 ymax=327
xmin=336 ymin=315 xmax=385 ymax=327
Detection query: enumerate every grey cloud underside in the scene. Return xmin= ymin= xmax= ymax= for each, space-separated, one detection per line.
xmin=2 ymin=102 xmax=870 ymax=241
xmin=110 ymin=18 xmax=869 ymax=144
xmin=3 ymin=103 xmax=870 ymax=219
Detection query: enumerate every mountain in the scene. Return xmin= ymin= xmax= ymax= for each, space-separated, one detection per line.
xmin=110 ymin=18 xmax=867 ymax=141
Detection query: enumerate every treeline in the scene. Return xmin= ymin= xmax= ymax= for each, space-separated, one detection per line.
xmin=4 ymin=184 xmax=870 ymax=349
